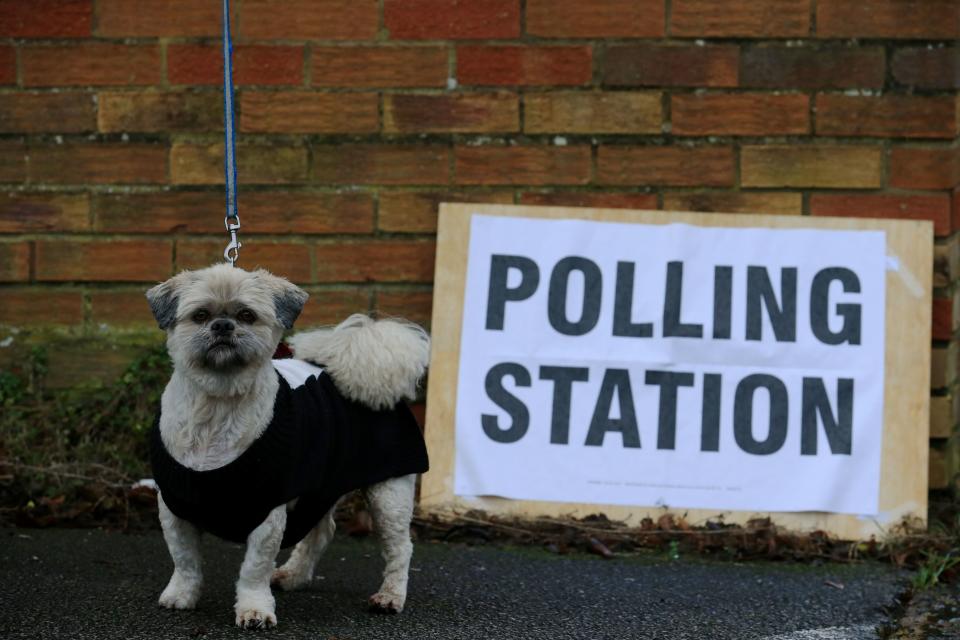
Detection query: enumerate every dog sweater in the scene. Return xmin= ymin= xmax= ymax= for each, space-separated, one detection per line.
xmin=149 ymin=360 xmax=429 ymax=548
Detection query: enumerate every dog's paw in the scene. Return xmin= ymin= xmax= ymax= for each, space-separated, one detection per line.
xmin=235 ymin=590 xmax=277 ymax=630
xmin=235 ymin=608 xmax=277 ymax=630
xmin=270 ymin=567 xmax=311 ymax=591
xmin=368 ymin=591 xmax=405 ymax=614
xmin=158 ymin=573 xmax=201 ymax=610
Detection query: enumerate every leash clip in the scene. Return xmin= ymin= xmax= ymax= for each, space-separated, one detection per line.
xmin=224 ymin=235 xmax=242 ymax=265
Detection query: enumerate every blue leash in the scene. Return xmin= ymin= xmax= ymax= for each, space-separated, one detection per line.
xmin=222 ymin=0 xmax=241 ymax=266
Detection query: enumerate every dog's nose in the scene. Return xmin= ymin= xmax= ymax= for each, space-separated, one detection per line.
xmin=211 ymin=319 xmax=235 ymax=335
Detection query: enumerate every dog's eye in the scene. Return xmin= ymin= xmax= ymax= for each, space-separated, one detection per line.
xmin=192 ymin=310 xmax=210 ymax=323
xmin=237 ymin=309 xmax=257 ymax=324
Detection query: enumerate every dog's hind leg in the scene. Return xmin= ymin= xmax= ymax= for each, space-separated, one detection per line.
xmin=364 ymin=474 xmax=416 ymax=614
xmin=158 ymin=493 xmax=204 ymax=610
xmin=271 ymin=506 xmax=337 ymax=591
xmin=235 ymin=505 xmax=286 ymax=629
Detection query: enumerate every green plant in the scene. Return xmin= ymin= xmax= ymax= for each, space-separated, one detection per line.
xmin=667 ymin=539 xmax=680 ymax=561
xmin=0 ymin=345 xmax=171 ymax=517
xmin=911 ymin=550 xmax=960 ymax=591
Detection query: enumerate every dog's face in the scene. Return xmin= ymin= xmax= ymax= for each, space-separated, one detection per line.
xmin=146 ymin=264 xmax=308 ymax=376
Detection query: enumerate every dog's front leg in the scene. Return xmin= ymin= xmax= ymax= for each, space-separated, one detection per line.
xmin=158 ymin=493 xmax=203 ymax=609
xmin=235 ymin=505 xmax=286 ymax=629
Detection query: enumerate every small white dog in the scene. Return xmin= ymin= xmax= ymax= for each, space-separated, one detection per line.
xmin=145 ymin=264 xmax=430 ymax=629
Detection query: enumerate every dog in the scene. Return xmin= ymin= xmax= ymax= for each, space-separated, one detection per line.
xmin=145 ymin=263 xmax=430 ymax=629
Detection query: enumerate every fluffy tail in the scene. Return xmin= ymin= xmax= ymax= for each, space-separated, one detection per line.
xmin=288 ymin=314 xmax=430 ymax=410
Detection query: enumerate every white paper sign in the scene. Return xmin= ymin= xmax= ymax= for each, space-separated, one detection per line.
xmin=454 ymin=214 xmax=887 ymax=515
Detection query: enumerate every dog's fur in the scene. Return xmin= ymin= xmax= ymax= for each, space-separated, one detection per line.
xmin=146 ymin=264 xmax=430 ymax=628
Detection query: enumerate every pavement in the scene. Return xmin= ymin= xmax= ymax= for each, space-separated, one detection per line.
xmin=0 ymin=528 xmax=907 ymax=640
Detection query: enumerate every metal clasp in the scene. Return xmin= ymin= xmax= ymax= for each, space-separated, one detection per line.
xmin=224 ymin=213 xmax=241 ymax=265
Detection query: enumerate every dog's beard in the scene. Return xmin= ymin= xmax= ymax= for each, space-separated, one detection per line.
xmin=188 ymin=330 xmax=270 ymax=372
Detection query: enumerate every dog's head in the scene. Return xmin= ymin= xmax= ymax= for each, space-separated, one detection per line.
xmin=146 ymin=264 xmax=308 ymax=375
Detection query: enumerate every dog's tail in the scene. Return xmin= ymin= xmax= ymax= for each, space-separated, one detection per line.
xmin=288 ymin=314 xmax=430 ymax=411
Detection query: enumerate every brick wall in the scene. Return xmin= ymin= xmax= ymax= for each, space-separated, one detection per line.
xmin=0 ymin=1 xmax=958 ymax=486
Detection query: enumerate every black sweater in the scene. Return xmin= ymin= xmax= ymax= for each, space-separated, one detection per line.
xmin=150 ymin=366 xmax=429 ymax=548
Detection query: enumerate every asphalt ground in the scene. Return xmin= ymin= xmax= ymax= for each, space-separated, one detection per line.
xmin=0 ymin=528 xmax=905 ymax=640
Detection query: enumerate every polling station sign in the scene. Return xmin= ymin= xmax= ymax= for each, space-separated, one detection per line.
xmin=456 ymin=215 xmax=885 ymax=515
xmin=422 ymin=204 xmax=932 ymax=538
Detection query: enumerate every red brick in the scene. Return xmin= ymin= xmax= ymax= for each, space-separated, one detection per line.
xmin=165 ymin=45 xmax=219 ymax=86
xmin=604 ymin=45 xmax=738 ymax=87
xmin=0 ymin=140 xmax=26 ymax=182
xmin=90 ymin=289 xmax=156 ymax=326
xmin=315 ymin=240 xmax=436 ymax=283
xmin=177 ymin=241 xmax=312 ymax=283
xmin=0 ymin=93 xmax=96 ymax=134
xmin=457 ymin=45 xmax=591 ymax=87
xmin=526 ymin=0 xmax=664 ymax=37
xmin=35 ymin=240 xmax=171 ymax=282
xmin=519 ymin=191 xmax=658 ymax=210
xmin=0 ymin=192 xmax=89 ymax=233
xmin=97 ymin=0 xmax=221 ymax=37
xmin=95 ymin=191 xmax=374 ymax=234
xmin=0 ymin=290 xmax=84 ymax=325
xmin=313 ymin=145 xmax=450 ymax=185
xmin=22 ymin=44 xmax=160 ymax=87
xmin=385 ymin=0 xmax=519 ymax=39
xmin=0 ymin=47 xmax=14 ymax=85
xmin=455 ymin=145 xmax=590 ymax=185
xmin=95 ymin=191 xmax=222 ymax=233
xmin=170 ymin=142 xmax=307 ymax=185
xmin=597 ymin=146 xmax=735 ymax=187
xmin=955 ymin=188 xmax=960 ymax=236
xmin=240 ymin=92 xmax=379 ymax=134
xmin=243 ymin=193 xmax=374 ymax=234
xmin=375 ymin=290 xmax=434 ymax=327
xmin=90 ymin=291 xmax=156 ymax=326
xmin=0 ymin=242 xmax=30 ymax=282
xmin=932 ymin=235 xmax=960 ymax=289
xmin=410 ymin=402 xmax=426 ymax=427
xmin=811 ymin=194 xmax=952 ymax=237
xmin=384 ymin=94 xmax=518 ymax=134
xmin=933 ymin=298 xmax=955 ymax=341
xmin=234 ymin=45 xmax=304 ymax=86
xmin=890 ymin=148 xmax=959 ymax=190
xmin=98 ymin=92 xmax=220 ymax=133
xmin=312 ymin=47 xmax=448 ymax=88
xmin=525 ymin=92 xmax=662 ymax=134
xmin=167 ymin=45 xmax=304 ymax=86
xmin=741 ymin=146 xmax=883 ymax=189
xmin=672 ymin=94 xmax=809 ymax=136
xmin=298 ymin=288 xmax=372 ymax=327
xmin=892 ymin=47 xmax=960 ymax=90
xmin=379 ymin=190 xmax=514 ymax=233
xmin=663 ymin=192 xmax=803 ymax=216
xmin=0 ymin=0 xmax=90 ymax=38
xmin=740 ymin=46 xmax=886 ymax=90
xmin=818 ymin=1 xmax=960 ymax=39
xmin=241 ymin=0 xmax=377 ymax=40
xmin=30 ymin=144 xmax=167 ymax=185
xmin=670 ymin=0 xmax=808 ymax=37
xmin=816 ymin=95 xmax=957 ymax=140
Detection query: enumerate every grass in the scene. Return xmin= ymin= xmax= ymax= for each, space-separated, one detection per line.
xmin=912 ymin=550 xmax=960 ymax=591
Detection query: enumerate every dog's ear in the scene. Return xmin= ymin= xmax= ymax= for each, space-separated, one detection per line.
xmin=146 ymin=271 xmax=194 ymax=330
xmin=253 ymin=270 xmax=309 ymax=330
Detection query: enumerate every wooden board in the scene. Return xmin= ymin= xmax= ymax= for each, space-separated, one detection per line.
xmin=422 ymin=203 xmax=933 ymax=540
